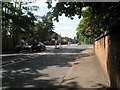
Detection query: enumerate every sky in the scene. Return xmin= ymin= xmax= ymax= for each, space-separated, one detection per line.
xmin=27 ymin=0 xmax=81 ymax=39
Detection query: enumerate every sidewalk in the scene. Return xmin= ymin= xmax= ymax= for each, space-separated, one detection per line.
xmin=60 ymin=48 xmax=109 ymax=88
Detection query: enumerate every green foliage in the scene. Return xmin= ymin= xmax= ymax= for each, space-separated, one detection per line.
xmin=41 ymin=12 xmax=54 ymax=30
xmin=2 ymin=1 xmax=37 ymax=40
xmin=47 ymin=2 xmax=83 ymax=22
xmin=30 ymin=13 xmax=54 ymax=42
xmin=47 ymin=2 xmax=120 ymax=44
xmin=2 ymin=1 xmax=55 ymax=45
xmin=76 ymin=7 xmax=96 ymax=44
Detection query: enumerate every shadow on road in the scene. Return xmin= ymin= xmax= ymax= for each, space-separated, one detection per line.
xmin=2 ymin=47 xmax=86 ymax=88
xmin=2 ymin=47 xmax=110 ymax=89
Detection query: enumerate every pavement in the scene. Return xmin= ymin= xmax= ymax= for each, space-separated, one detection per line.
xmin=60 ymin=47 xmax=109 ymax=89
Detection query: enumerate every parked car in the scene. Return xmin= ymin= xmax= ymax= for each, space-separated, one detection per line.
xmin=77 ymin=43 xmax=81 ymax=45
xmin=15 ymin=45 xmax=31 ymax=52
xmin=43 ymin=41 xmax=49 ymax=45
xmin=31 ymin=42 xmax=46 ymax=52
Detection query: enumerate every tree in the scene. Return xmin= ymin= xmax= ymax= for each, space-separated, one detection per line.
xmin=2 ymin=1 xmax=37 ymax=44
xmin=76 ymin=7 xmax=98 ymax=44
xmin=47 ymin=2 xmax=120 ymax=44
xmin=30 ymin=12 xmax=54 ymax=42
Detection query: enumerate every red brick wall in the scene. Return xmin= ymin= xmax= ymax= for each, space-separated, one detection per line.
xmin=94 ymin=36 xmax=110 ymax=87
xmin=94 ymin=34 xmax=120 ymax=88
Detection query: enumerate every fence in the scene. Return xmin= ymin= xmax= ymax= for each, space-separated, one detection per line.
xmin=2 ymin=37 xmax=15 ymax=52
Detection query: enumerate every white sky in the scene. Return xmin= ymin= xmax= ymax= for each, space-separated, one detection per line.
xmin=28 ymin=0 xmax=81 ymax=39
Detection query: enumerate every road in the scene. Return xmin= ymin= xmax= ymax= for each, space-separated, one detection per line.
xmin=2 ymin=44 xmax=92 ymax=88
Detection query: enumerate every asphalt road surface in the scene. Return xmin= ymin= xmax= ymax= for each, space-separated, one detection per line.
xmin=2 ymin=44 xmax=92 ymax=88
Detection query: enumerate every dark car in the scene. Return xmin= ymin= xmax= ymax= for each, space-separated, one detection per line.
xmin=15 ymin=45 xmax=31 ymax=52
xmin=43 ymin=41 xmax=49 ymax=45
xmin=77 ymin=43 xmax=81 ymax=45
xmin=31 ymin=42 xmax=46 ymax=52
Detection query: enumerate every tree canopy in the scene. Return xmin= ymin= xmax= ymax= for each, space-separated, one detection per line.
xmin=2 ymin=1 xmax=37 ymax=38
xmin=31 ymin=12 xmax=54 ymax=42
xmin=2 ymin=1 xmax=54 ymax=45
xmin=47 ymin=2 xmax=120 ymax=44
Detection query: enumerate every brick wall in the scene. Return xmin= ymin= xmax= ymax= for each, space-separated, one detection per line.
xmin=94 ymin=36 xmax=110 ymax=87
xmin=94 ymin=31 xmax=120 ymax=88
